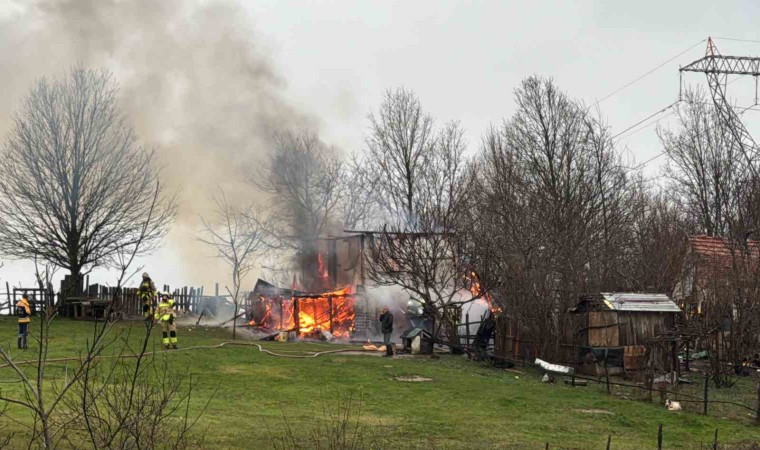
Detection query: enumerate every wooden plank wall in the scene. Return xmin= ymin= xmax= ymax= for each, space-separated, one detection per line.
xmin=588 ymin=311 xmax=620 ymax=347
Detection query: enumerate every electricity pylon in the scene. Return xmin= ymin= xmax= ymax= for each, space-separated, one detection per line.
xmin=680 ymin=37 xmax=760 ymax=173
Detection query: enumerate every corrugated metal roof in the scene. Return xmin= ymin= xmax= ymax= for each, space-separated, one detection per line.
xmin=600 ymin=293 xmax=681 ymax=313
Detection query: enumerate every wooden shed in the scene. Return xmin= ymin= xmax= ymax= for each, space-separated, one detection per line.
xmin=572 ymin=293 xmax=681 ymax=375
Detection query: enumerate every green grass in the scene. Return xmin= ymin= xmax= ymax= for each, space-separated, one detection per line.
xmin=0 ymin=317 xmax=759 ymax=449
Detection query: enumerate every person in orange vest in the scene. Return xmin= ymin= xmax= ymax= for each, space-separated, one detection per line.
xmin=154 ymin=292 xmax=178 ymax=349
xmin=16 ymin=293 xmax=31 ymax=350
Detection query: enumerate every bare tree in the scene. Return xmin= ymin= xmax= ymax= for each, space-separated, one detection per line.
xmin=0 ymin=185 xmax=208 ymax=449
xmin=340 ymin=153 xmax=378 ymax=231
xmin=200 ymin=190 xmax=269 ymax=339
xmin=622 ymin=186 xmax=690 ymax=293
xmin=658 ymin=88 xmax=746 ymax=238
xmin=470 ymin=76 xmax=635 ymax=360
xmin=366 ymin=119 xmax=488 ymax=352
xmin=0 ymin=67 xmax=176 ymax=296
xmin=252 ymin=130 xmax=349 ymax=287
xmin=254 ymin=130 xmax=345 ymax=245
xmin=366 ymin=88 xmax=434 ymax=226
xmin=659 ymin=89 xmax=760 ymax=386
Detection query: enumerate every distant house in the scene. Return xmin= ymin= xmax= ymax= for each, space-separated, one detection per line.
xmin=672 ymin=235 xmax=760 ymax=318
xmin=571 ymin=293 xmax=681 ymax=375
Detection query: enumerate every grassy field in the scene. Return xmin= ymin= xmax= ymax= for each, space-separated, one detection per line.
xmin=0 ymin=317 xmax=759 ymax=449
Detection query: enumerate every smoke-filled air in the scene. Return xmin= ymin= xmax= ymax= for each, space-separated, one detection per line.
xmin=0 ymin=0 xmax=314 ymax=285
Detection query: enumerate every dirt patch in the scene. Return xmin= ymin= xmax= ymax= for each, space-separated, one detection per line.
xmin=393 ymin=375 xmax=433 ymax=382
xmin=573 ymin=409 xmax=614 ymax=415
xmin=219 ymin=365 xmax=253 ymax=375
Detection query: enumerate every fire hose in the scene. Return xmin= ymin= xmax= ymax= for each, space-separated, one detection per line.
xmin=0 ymin=342 xmax=378 ymax=370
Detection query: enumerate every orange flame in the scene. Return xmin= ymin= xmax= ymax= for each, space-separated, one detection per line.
xmin=296 ymin=286 xmax=355 ymax=338
xmin=248 ymin=286 xmax=356 ymax=339
xmin=466 ymin=271 xmax=502 ymax=315
xmin=317 ymin=253 xmax=329 ymax=281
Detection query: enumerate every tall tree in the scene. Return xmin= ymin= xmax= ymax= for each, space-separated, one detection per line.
xmin=253 ymin=130 xmax=346 ymax=287
xmin=471 ymin=76 xmax=633 ymax=359
xmin=0 ymin=67 xmax=175 ymax=294
xmin=255 ymin=131 xmax=345 ymax=244
xmin=658 ymin=88 xmax=745 ymax=238
xmin=366 ymin=88 xmax=434 ymax=225
xmin=366 ymin=118 xmax=488 ymax=352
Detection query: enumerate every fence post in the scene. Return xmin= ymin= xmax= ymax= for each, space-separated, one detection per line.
xmin=703 ymin=373 xmax=709 ymax=415
xmin=606 ymin=434 xmax=611 ymax=450
xmin=657 ymin=424 xmax=663 ymax=450
xmin=465 ymin=313 xmax=470 ymax=348
xmin=712 ymin=428 xmax=718 ymax=450
xmin=605 ymin=349 xmax=611 ymax=394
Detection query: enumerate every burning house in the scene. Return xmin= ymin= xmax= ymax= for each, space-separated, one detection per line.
xmin=247 ymin=235 xmax=372 ymax=340
xmin=246 ymin=233 xmax=499 ymax=345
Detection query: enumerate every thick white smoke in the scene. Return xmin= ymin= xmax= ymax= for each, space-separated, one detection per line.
xmin=0 ymin=0 xmax=317 ymax=287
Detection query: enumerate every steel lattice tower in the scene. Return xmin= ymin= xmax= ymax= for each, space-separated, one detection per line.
xmin=680 ymin=37 xmax=760 ymax=172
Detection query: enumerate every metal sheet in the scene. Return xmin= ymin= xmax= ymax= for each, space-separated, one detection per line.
xmin=600 ymin=293 xmax=681 ymax=313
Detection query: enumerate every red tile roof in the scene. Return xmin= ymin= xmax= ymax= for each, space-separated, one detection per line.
xmin=689 ymin=235 xmax=760 ymax=260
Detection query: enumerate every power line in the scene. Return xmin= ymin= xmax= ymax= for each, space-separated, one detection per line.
xmin=590 ymin=39 xmax=706 ymax=108
xmin=713 ymin=36 xmax=760 ymax=44
xmin=628 ymin=151 xmax=667 ymax=171
xmin=614 ymin=110 xmax=677 ymax=143
xmin=612 ymin=101 xmax=679 ymax=141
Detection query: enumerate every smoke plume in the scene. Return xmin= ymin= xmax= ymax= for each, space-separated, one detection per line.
xmin=0 ymin=0 xmax=315 ymax=286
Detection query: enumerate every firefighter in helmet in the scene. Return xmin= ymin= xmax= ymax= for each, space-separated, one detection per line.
xmin=155 ymin=292 xmax=178 ymax=349
xmin=16 ymin=292 xmax=31 ymax=350
xmin=138 ymin=272 xmax=157 ymax=322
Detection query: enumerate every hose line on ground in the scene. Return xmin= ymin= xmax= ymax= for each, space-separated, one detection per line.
xmin=0 ymin=341 xmax=379 ymax=369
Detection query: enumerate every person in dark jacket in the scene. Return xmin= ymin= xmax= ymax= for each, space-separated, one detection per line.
xmin=379 ymin=306 xmax=393 ymax=356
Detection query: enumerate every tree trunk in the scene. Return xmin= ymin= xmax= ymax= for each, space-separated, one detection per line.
xmin=65 ymin=264 xmax=84 ymax=300
xmin=443 ymin=317 xmax=463 ymax=354
xmin=232 ymin=302 xmax=237 ymax=340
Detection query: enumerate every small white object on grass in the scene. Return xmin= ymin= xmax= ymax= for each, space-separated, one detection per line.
xmin=665 ymin=399 xmax=682 ymax=411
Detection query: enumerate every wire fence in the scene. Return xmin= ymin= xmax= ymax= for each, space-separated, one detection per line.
xmin=477 ymin=350 xmax=760 ymax=423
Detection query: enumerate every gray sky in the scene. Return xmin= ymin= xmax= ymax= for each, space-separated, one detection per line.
xmin=1 ymin=0 xmax=759 ymax=292
xmin=243 ymin=0 xmax=760 ymax=173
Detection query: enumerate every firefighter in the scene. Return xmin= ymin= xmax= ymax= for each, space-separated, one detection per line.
xmin=138 ymin=272 xmax=157 ymax=321
xmin=155 ymin=292 xmax=178 ymax=349
xmin=16 ymin=293 xmax=31 ymax=350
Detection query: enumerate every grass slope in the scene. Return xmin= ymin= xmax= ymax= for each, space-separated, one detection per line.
xmin=0 ymin=317 xmax=758 ymax=449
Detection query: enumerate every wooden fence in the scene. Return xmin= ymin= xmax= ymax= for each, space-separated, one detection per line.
xmin=0 ymin=282 xmax=239 ymax=319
